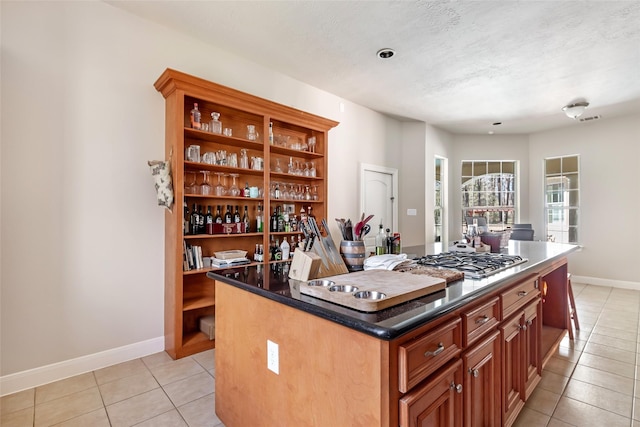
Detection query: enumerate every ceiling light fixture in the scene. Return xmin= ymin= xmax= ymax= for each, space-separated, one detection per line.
xmin=377 ymin=48 xmax=395 ymax=59
xmin=562 ymin=101 xmax=589 ymax=119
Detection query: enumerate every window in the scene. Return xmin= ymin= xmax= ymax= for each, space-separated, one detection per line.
xmin=544 ymin=155 xmax=579 ymax=243
xmin=434 ymin=157 xmax=445 ymax=242
xmin=461 ymin=161 xmax=516 ymax=231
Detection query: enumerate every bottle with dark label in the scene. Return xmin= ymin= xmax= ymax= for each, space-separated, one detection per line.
xmin=190 ymin=103 xmax=201 ymax=129
xmin=274 ymin=182 xmax=280 ymax=200
xmin=243 ymin=206 xmax=250 ymax=233
xmin=277 ymin=206 xmax=285 ymax=232
xmin=273 ymin=238 xmax=282 ymax=261
xmin=224 ymin=205 xmax=232 ymax=224
xmin=233 ymin=205 xmax=241 ymax=223
xmin=215 ymin=205 xmax=223 ymax=224
xmin=270 ymin=208 xmax=278 ymax=232
xmin=244 ymin=182 xmax=250 ymax=198
xmin=198 ymin=205 xmax=205 ymax=234
xmin=190 ymin=203 xmax=199 ymax=235
xmin=205 ymin=206 xmax=214 ymax=235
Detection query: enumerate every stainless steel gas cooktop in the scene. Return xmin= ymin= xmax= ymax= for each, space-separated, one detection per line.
xmin=414 ymin=252 xmax=528 ymax=279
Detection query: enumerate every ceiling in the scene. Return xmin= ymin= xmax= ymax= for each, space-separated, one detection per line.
xmin=108 ymin=1 xmax=640 ymax=134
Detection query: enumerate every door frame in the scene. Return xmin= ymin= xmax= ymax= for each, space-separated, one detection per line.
xmin=359 ymin=163 xmax=399 ymax=233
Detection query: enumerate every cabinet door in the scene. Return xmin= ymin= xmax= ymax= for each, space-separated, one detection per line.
xmin=462 ymin=330 xmax=500 ymax=427
xmin=500 ymin=313 xmax=524 ymax=427
xmin=522 ymin=299 xmax=542 ymax=399
xmin=399 ymin=360 xmax=463 ymax=427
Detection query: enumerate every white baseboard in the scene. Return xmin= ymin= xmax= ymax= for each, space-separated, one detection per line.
xmin=571 ymin=275 xmax=640 ymax=291
xmin=0 ymin=336 xmax=165 ymax=397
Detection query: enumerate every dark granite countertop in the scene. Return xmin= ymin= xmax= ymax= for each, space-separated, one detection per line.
xmin=207 ymin=241 xmax=579 ymax=341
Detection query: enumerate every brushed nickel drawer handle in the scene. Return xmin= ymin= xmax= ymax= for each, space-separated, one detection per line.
xmin=468 ymin=368 xmax=479 ymax=378
xmin=424 ymin=342 xmax=445 ymax=357
xmin=519 ymin=324 xmax=528 ymax=331
xmin=526 ymin=319 xmax=533 ymax=326
xmin=449 ymin=381 xmax=463 ymax=393
xmin=518 ymin=291 xmax=528 ymax=297
xmin=475 ymin=315 xmax=490 ymax=325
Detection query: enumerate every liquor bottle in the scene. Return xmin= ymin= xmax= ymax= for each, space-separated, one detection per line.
xmin=224 ymin=205 xmax=233 ymax=224
xmin=190 ymin=203 xmax=199 ymax=235
xmin=375 ymin=224 xmax=386 ymax=255
xmin=274 ymin=182 xmax=280 ymax=199
xmin=385 ymin=228 xmax=392 ymax=254
xmin=184 ymin=202 xmax=190 ymax=235
xmin=256 ymin=204 xmax=263 ymax=232
xmin=215 ymin=205 xmax=223 ymax=224
xmin=190 ymin=103 xmax=201 ymax=129
xmin=283 ymin=208 xmax=290 ymax=232
xmin=299 ymin=206 xmax=307 ymax=224
xmin=254 ymin=244 xmax=260 ymax=262
xmin=289 ymin=235 xmax=296 ymax=255
xmin=243 ymin=206 xmax=250 ymax=233
xmin=233 ymin=205 xmax=241 ymax=223
xmin=276 ymin=206 xmax=285 ymax=232
xmin=269 ymin=122 xmax=274 ymax=145
xmin=273 ymin=239 xmax=282 ymax=261
xmin=269 ymin=236 xmax=276 ymax=261
xmin=258 ymin=244 xmax=264 ymax=262
xmin=290 ymin=214 xmax=298 ymax=232
xmin=280 ymin=237 xmax=290 ymax=261
xmin=244 ymin=182 xmax=250 ymax=198
xmin=270 ymin=208 xmax=278 ymax=232
xmin=209 ymin=112 xmax=222 ymax=134
xmin=198 ymin=205 xmax=205 ymax=234
xmin=205 ymin=206 xmax=214 ymax=235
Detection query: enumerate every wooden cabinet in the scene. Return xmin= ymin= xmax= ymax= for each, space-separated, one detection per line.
xmin=500 ymin=298 xmax=542 ymax=427
xmin=462 ymin=330 xmax=501 ymax=427
xmin=154 ymin=69 xmax=338 ymax=358
xmin=399 ymin=359 xmax=463 ymax=427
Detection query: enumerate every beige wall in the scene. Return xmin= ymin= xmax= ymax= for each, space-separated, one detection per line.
xmin=0 ymin=1 xmax=409 ymax=384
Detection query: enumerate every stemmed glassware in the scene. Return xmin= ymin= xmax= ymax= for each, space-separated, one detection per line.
xmin=200 ymin=171 xmax=212 ymax=195
xmin=312 ymin=185 xmax=319 ymax=201
xmin=308 ymin=137 xmax=317 ymax=153
xmin=185 ymin=170 xmax=198 ymax=194
xmin=214 ymin=172 xmax=227 ymax=196
xmin=229 ymin=173 xmax=241 ymax=197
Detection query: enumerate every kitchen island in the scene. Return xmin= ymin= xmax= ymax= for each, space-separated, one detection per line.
xmin=207 ymin=241 xmax=578 ymax=427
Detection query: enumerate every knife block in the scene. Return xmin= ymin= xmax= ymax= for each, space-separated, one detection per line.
xmin=288 ymin=250 xmax=322 ymax=281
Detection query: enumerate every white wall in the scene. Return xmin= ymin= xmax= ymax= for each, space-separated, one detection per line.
xmin=529 ymin=114 xmax=640 ymax=285
xmin=0 ymin=0 xmax=403 ymax=389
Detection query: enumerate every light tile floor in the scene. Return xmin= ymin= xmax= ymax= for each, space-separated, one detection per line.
xmin=1 ymin=283 xmax=638 ymax=426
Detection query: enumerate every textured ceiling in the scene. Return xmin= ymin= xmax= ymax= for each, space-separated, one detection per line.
xmin=108 ymin=1 xmax=640 ymax=134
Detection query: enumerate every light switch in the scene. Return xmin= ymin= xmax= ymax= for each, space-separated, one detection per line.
xmin=267 ymin=340 xmax=279 ymax=374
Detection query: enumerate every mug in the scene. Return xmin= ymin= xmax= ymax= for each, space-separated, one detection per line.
xmin=186 ymin=145 xmax=200 ymax=163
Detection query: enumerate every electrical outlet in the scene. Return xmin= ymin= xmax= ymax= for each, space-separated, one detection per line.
xmin=267 ymin=340 xmax=279 ymax=374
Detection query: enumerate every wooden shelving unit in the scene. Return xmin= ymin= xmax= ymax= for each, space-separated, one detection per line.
xmin=154 ymin=69 xmax=339 ymax=359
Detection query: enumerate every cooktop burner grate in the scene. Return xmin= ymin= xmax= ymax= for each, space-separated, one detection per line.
xmin=414 ymin=252 xmax=528 ymax=279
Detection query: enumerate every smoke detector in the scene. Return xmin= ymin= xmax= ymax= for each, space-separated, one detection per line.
xmin=562 ymin=101 xmax=589 ymax=119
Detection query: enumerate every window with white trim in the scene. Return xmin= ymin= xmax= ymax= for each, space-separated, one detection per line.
xmin=544 ymin=155 xmax=579 ymax=243
xmin=461 ymin=161 xmax=517 ymax=232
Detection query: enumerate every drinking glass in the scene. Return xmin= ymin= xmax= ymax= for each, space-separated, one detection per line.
xmin=308 ymin=137 xmax=316 ymax=153
xmin=200 ymin=171 xmax=212 ymax=195
xmin=312 ymin=185 xmax=319 ymax=201
xmin=214 ymin=172 xmax=226 ymax=196
xmin=185 ymin=170 xmax=198 ymax=194
xmin=229 ymin=173 xmax=241 ymax=197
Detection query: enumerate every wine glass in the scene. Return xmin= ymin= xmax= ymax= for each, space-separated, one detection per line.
xmin=185 ymin=170 xmax=198 ymax=194
xmin=308 ymin=137 xmax=316 ymax=153
xmin=214 ymin=172 xmax=226 ymax=196
xmin=229 ymin=173 xmax=241 ymax=197
xmin=311 ymin=185 xmax=319 ymax=201
xmin=304 ymin=185 xmax=312 ymax=201
xmin=200 ymin=171 xmax=212 ymax=195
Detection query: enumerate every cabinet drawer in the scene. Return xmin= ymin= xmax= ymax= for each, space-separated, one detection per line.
xmin=398 ymin=318 xmax=461 ymax=393
xmin=461 ymin=297 xmax=500 ymax=347
xmin=501 ymin=277 xmax=540 ymax=319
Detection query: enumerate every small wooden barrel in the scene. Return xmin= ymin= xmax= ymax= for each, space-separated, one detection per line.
xmin=340 ymin=240 xmax=366 ymax=272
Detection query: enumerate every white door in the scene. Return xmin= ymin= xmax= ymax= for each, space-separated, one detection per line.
xmin=360 ymin=164 xmax=398 ymax=255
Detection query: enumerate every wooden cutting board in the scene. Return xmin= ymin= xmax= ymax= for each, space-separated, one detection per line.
xmin=299 ymin=269 xmax=446 ymax=312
